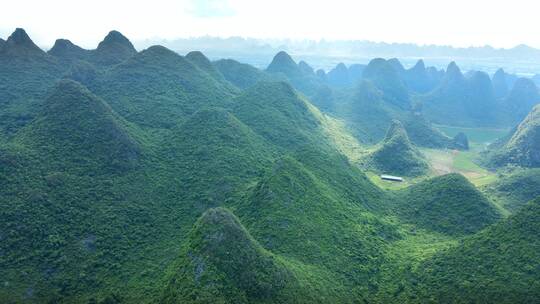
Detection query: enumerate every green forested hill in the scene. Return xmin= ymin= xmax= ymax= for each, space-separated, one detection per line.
xmin=214 ymin=58 xmax=274 ymax=89
xmin=92 ymin=45 xmax=237 ymax=129
xmin=484 ymin=169 xmax=540 ymax=212
xmin=500 ymin=78 xmax=540 ymax=125
xmin=486 ymin=104 xmax=540 ymax=168
xmin=15 ymin=80 xmax=141 ymax=171
xmin=265 ymin=51 xmax=325 ymax=97
xmin=161 ymin=207 xmax=309 ymax=304
xmin=405 ymin=198 xmax=540 ymax=303
xmin=422 ymin=62 xmax=499 ymax=126
xmin=361 ymin=120 xmax=430 ymax=177
xmin=0 ymin=29 xmax=64 ymax=135
xmin=362 ymin=58 xmax=410 ymax=109
xmin=396 ymin=173 xmax=502 ymax=235
xmin=92 ymin=30 xmax=137 ymax=66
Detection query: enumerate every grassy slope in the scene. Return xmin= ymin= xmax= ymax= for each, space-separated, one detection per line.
xmin=161 ymin=208 xmax=316 ymax=304
xmin=404 ymin=198 xmax=540 ymax=303
xmin=483 ymin=168 xmax=540 ymax=213
xmin=394 ymin=173 xmax=502 ymax=236
xmin=486 ymin=104 xmax=540 ymax=168
xmin=361 ymin=120 xmax=430 ymax=177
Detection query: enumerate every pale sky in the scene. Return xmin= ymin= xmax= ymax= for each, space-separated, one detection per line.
xmin=1 ymin=0 xmax=539 ymax=49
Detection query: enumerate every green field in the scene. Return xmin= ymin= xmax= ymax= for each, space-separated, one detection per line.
xmin=434 ymin=124 xmax=509 ymax=145
xmin=421 ymin=148 xmax=497 ymax=186
xmin=365 ymin=124 xmax=505 ymax=189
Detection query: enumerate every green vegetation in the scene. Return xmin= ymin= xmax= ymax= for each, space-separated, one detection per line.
xmin=422 ymin=63 xmax=501 ymax=127
xmin=161 ymin=208 xmax=309 ymax=304
xmin=501 ymin=77 xmax=540 ymax=124
xmin=395 ymin=173 xmax=502 ymax=236
xmin=1 ymin=28 xmax=539 ymax=303
xmin=215 ymin=58 xmax=273 ymax=89
xmin=362 ymin=120 xmax=430 ymax=177
xmin=486 ymin=104 xmax=540 ymax=168
xmin=265 ymin=51 xmax=326 ymax=97
xmin=92 ymin=30 xmax=137 ymax=66
xmin=16 ymin=80 xmax=141 ymax=171
xmin=93 ymin=45 xmax=237 ymax=129
xmin=404 ymin=198 xmax=540 ymax=303
xmin=362 ymin=58 xmax=410 ymax=109
xmin=483 ymin=168 xmax=540 ymax=213
xmin=435 ymin=124 xmax=509 ymax=144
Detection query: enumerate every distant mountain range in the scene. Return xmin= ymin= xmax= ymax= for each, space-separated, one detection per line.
xmin=134 ymin=36 xmax=540 ymax=75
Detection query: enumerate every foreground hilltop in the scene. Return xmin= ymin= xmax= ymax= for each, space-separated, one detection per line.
xmin=161 ymin=207 xmax=305 ymax=303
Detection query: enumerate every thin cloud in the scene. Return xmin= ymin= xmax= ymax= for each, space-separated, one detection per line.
xmin=186 ymin=0 xmax=236 ymax=18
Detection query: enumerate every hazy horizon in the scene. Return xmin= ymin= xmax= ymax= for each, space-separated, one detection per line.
xmin=2 ymin=0 xmax=540 ymax=49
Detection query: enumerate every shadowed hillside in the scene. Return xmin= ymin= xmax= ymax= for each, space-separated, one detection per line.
xmin=161 ymin=208 xmax=309 ymax=304
xmin=406 ymin=198 xmax=540 ymax=302
xmin=15 ymin=80 xmax=141 ymax=172
xmin=487 ymin=104 xmax=540 ymax=167
xmin=362 ymin=120 xmax=429 ymax=176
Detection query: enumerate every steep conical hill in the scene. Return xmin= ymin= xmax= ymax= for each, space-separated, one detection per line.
xmin=404 ymin=60 xmax=426 ymax=91
xmin=348 ymin=64 xmax=365 ymax=80
xmin=161 ymin=207 xmax=305 ymax=304
xmin=492 ymin=68 xmax=509 ymax=98
xmin=501 ymin=77 xmax=540 ymax=124
xmin=336 ymin=80 xmax=455 ymax=148
xmin=15 ymin=80 xmax=140 ymax=171
xmin=487 ymin=104 xmax=540 ymax=167
xmin=452 ymin=132 xmax=469 ymax=150
xmin=362 ymin=58 xmax=410 ymax=109
xmin=93 ymin=30 xmax=136 ymax=65
xmin=400 ymin=114 xmax=457 ymax=149
xmin=407 ymin=198 xmax=540 ymax=302
xmin=94 ymin=45 xmax=236 ymax=128
xmin=185 ymin=51 xmax=224 ymax=80
xmin=316 ymin=69 xmax=327 ymax=81
xmin=396 ymin=173 xmax=501 ymax=236
xmin=387 ymin=58 xmax=405 ymax=74
xmin=403 ymin=59 xmax=442 ymax=93
xmin=0 ymin=28 xmax=47 ymax=58
xmin=443 ymin=61 xmax=465 ymax=88
xmin=231 ymin=81 xmax=321 ymax=149
xmin=266 ymin=51 xmax=300 ymax=76
xmin=298 ymin=60 xmax=314 ymax=74
xmin=0 ymin=29 xmax=62 ymax=135
xmin=362 ymin=120 xmax=429 ymax=176
xmin=48 ymin=39 xmax=90 ymax=62
xmin=265 ymin=51 xmax=325 ymax=97
xmin=214 ymin=58 xmax=273 ymax=89
xmin=327 ymin=63 xmax=351 ymax=87
xmin=165 ymin=107 xmax=274 ymax=210
xmin=465 ymin=71 xmax=496 ymax=118
xmin=422 ymin=63 xmax=498 ymax=126
xmin=232 ymin=151 xmax=397 ymax=296
xmin=333 ymin=80 xmax=393 ymax=142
